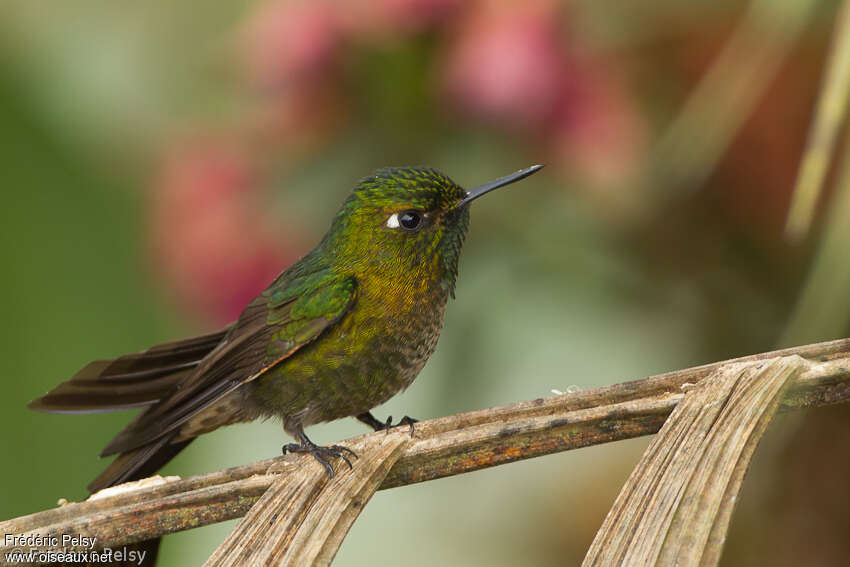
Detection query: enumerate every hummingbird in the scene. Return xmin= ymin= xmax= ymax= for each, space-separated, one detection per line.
xmin=30 ymin=164 xmax=543 ymax=489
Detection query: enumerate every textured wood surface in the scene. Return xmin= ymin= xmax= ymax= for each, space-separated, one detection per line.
xmin=583 ymin=356 xmax=802 ymax=566
xmin=205 ymin=433 xmax=411 ymax=566
xmin=3 ymin=338 xmax=850 ymax=556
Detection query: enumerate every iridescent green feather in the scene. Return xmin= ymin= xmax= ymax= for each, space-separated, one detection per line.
xmin=263 ymin=274 xmax=357 ymax=362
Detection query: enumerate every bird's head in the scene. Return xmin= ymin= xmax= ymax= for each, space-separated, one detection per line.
xmin=322 ymin=165 xmax=543 ymax=296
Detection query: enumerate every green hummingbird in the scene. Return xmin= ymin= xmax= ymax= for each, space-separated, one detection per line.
xmin=30 ymin=164 xmax=543 ymax=489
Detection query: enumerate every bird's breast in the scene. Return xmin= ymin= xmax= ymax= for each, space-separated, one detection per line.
xmin=346 ymin=272 xmax=449 ymax=382
xmin=255 ymin=271 xmax=450 ymax=425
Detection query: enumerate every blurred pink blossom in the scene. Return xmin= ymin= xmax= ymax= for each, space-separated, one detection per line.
xmin=442 ymin=0 xmax=565 ymax=128
xmin=246 ymin=0 xmax=343 ymax=89
xmin=150 ymin=137 xmax=301 ymax=324
xmin=440 ymin=0 xmax=646 ymax=193
xmin=236 ymin=0 xmax=645 ymax=217
xmin=552 ymin=62 xmax=647 ymax=190
xmin=245 ymin=0 xmax=461 ymax=89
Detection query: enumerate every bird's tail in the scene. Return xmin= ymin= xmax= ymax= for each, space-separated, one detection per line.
xmin=31 ymin=327 xmax=230 ymax=567
xmin=77 ymin=435 xmax=195 ymax=567
xmin=29 ymin=327 xmax=229 ymax=413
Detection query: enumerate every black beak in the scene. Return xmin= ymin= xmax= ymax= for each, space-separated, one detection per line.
xmin=455 ymin=164 xmax=544 ymax=209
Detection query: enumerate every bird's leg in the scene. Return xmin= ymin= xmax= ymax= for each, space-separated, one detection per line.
xmin=281 ymin=424 xmax=357 ymax=478
xmin=356 ymin=412 xmax=391 ymax=431
xmin=356 ymin=411 xmax=418 ymax=436
xmin=396 ymin=415 xmax=419 ymax=436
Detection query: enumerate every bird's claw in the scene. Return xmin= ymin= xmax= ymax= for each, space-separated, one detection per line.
xmin=396 ymin=415 xmax=418 ymax=437
xmin=381 ymin=415 xmax=418 ymax=436
xmin=282 ymin=442 xmax=358 ymax=478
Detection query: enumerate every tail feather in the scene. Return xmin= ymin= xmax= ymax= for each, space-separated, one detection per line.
xmin=88 ymin=435 xmax=194 ymax=493
xmin=32 ymin=329 xmax=229 ymax=566
xmin=77 ymin=436 xmax=195 ymax=567
xmin=29 ymin=327 xmax=229 ymax=413
xmin=28 ymin=370 xmax=193 ymax=413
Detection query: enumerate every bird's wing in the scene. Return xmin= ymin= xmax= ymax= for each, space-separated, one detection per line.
xmin=28 ymin=327 xmax=232 ymax=413
xmin=100 ymin=272 xmax=358 ymax=456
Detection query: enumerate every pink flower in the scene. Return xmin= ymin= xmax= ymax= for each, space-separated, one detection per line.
xmin=150 ymin=137 xmax=302 ymax=323
xmin=552 ymin=61 xmax=647 ymax=192
xmin=442 ymin=0 xmax=565 ymax=128
xmin=245 ymin=0 xmax=343 ymax=89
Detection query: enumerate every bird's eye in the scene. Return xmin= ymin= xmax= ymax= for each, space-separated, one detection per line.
xmin=399 ymin=210 xmax=422 ymax=230
xmin=387 ymin=210 xmax=425 ymax=232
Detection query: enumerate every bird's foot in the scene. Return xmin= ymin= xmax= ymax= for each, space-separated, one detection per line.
xmin=393 ymin=415 xmax=418 ymax=437
xmin=357 ymin=412 xmax=418 ymax=436
xmin=282 ymin=440 xmax=358 ymax=478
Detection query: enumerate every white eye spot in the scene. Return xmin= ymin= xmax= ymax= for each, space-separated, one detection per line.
xmin=386 ymin=213 xmax=400 ymax=228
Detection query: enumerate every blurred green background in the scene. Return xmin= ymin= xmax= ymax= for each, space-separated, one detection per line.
xmin=2 ymin=0 xmax=850 ymax=565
